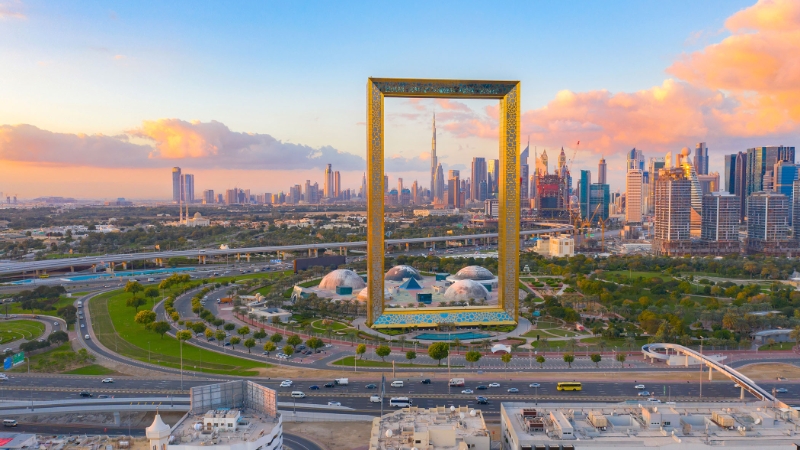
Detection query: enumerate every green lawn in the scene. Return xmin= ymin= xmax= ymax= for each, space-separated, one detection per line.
xmin=333 ymin=356 xmax=451 ymax=368
xmin=89 ymin=290 xmax=266 ymax=376
xmin=7 ymin=342 xmax=96 ymax=373
xmin=602 ymin=271 xmax=672 ymax=281
xmin=530 ymin=320 xmax=560 ymax=329
xmin=758 ymin=342 xmax=796 ymax=351
xmin=311 ymin=319 xmax=349 ymax=332
xmin=252 ymin=285 xmax=273 ymax=296
xmin=64 ymin=364 xmax=116 ymax=375
xmin=1 ymin=296 xmax=77 ymax=316
xmin=0 ymin=320 xmax=46 ymax=344
xmin=541 ymin=328 xmax=582 ymax=337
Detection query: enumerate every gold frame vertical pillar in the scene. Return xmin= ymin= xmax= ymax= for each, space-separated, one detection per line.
xmin=366 ymin=78 xmax=520 ymax=326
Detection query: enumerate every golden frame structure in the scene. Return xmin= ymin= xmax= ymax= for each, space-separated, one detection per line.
xmin=366 ymin=77 xmax=521 ymax=327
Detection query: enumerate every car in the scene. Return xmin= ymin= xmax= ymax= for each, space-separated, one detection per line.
xmin=2 ymin=348 xmax=11 ymax=354
xmin=324 ymin=382 xmax=335 ymax=388
xmin=476 ymin=385 xmax=488 ymax=390
xmin=529 ymin=383 xmax=541 ymax=388
xmin=0 ymin=373 xmax=8 ymax=380
xmin=84 ymin=335 xmax=90 ymax=340
xmin=776 ymin=388 xmax=788 ymax=393
xmin=53 ymin=322 xmax=59 ymax=326
xmin=325 ymin=344 xmax=332 ymax=348
xmin=638 ymin=391 xmax=650 ymax=396
xmin=101 ymin=378 xmax=114 ymax=383
xmin=327 ymin=401 xmax=342 ymax=406
xmin=421 ymin=379 xmax=431 ymax=384
xmin=365 ymin=384 xmax=377 ymax=389
xmin=475 ymin=396 xmax=489 ymax=404
xmin=635 ymin=384 xmax=646 ymax=390
xmin=79 ymin=392 xmax=93 ymax=397
xmin=646 ymin=398 xmax=661 ymax=403
xmin=309 ymin=385 xmax=320 ymax=390
xmin=507 ymin=388 xmax=519 ymax=393
xmin=461 ymin=389 xmax=474 ymax=394
xmin=280 ymin=380 xmax=293 ymax=387
xmin=209 ymin=337 xmax=216 ymax=342
xmin=489 ymin=383 xmax=501 ymax=388
xmin=80 ymin=323 xmax=85 ymax=328
xmin=224 ymin=341 xmax=231 ymax=346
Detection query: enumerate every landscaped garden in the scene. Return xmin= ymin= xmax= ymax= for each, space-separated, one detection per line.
xmin=0 ymin=320 xmax=45 ymax=344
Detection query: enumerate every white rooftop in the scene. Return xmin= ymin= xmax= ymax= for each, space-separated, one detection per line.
xmin=370 ymin=406 xmax=490 ymax=450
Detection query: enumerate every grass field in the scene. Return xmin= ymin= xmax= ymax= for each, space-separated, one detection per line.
xmin=311 ymin=319 xmax=348 ymax=332
xmin=1 ymin=296 xmax=76 ymax=316
xmin=0 ymin=320 xmax=45 ymax=344
xmin=332 ymin=356 xmax=450 ymax=368
xmin=64 ymin=364 xmax=116 ymax=375
xmin=7 ymin=342 xmax=97 ymax=373
xmin=758 ymin=342 xmax=796 ymax=351
xmin=252 ymin=285 xmax=273 ymax=296
xmin=89 ymin=290 xmax=266 ymax=376
xmin=542 ymin=328 xmax=582 ymax=337
xmin=602 ymin=271 xmax=672 ymax=281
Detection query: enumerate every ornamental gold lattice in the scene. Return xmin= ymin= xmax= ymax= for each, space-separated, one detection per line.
xmin=366 ymin=78 xmax=521 ymax=326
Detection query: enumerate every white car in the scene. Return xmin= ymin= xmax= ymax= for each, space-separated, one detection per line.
xmin=635 ymin=384 xmax=646 ymax=389
xmin=646 ymin=398 xmax=661 ymax=403
xmin=280 ymin=380 xmax=293 ymax=387
xmin=529 ymin=383 xmax=541 ymax=388
xmin=0 ymin=373 xmax=8 ymax=380
xmin=327 ymin=401 xmax=342 ymax=406
xmin=461 ymin=389 xmax=474 ymax=394
xmin=488 ymin=383 xmax=501 ymax=388
xmin=102 ymin=378 xmax=114 ymax=383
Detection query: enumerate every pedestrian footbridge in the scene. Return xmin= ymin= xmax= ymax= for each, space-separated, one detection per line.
xmin=642 ymin=343 xmax=776 ymax=402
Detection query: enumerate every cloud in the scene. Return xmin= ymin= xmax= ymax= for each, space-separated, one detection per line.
xmin=385 ymin=153 xmax=430 ymax=172
xmin=435 ymin=99 xmax=470 ymax=112
xmin=0 ymin=120 xmax=366 ymax=171
xmin=0 ymin=1 xmax=24 ymax=19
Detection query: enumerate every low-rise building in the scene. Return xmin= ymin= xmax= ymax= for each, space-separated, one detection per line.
xmin=370 ymin=406 xmax=490 ymax=450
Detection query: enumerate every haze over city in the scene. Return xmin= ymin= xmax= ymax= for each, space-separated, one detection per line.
xmin=1 ymin=0 xmax=798 ymax=199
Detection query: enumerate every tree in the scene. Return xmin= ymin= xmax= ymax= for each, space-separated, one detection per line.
xmin=356 ymin=343 xmax=366 ymax=359
xmin=238 ymin=325 xmax=251 ymax=336
xmin=428 ymin=342 xmax=449 ymax=365
xmin=375 ymin=345 xmax=391 ymax=362
xmin=124 ymin=281 xmax=143 ymax=299
xmin=501 ymin=353 xmax=512 ymax=367
xmin=287 ymin=334 xmax=302 ymax=349
xmin=306 ymin=337 xmax=324 ymax=352
xmin=766 ymin=338 xmax=776 ymax=348
xmin=789 ymin=326 xmax=800 ymax=347
xmin=224 ymin=323 xmax=236 ymax=332
xmin=56 ymin=305 xmax=77 ymax=325
xmin=144 ymin=287 xmax=159 ymax=305
xmin=48 ymin=330 xmax=69 ymax=344
xmin=126 ymin=297 xmax=146 ymax=312
xmin=263 ymin=341 xmax=276 ymax=355
xmin=536 ymin=355 xmax=546 ymax=368
xmin=253 ymin=330 xmax=267 ymax=342
xmin=176 ymin=329 xmax=192 ymax=342
xmin=283 ymin=344 xmax=295 ymax=357
xmin=230 ymin=336 xmax=241 ymax=349
xmin=204 ymin=328 xmax=214 ymax=341
xmin=590 ymin=353 xmax=602 ymax=368
xmin=616 ymin=352 xmax=626 ymax=367
xmin=191 ymin=322 xmax=207 ymax=336
xmin=215 ymin=330 xmax=227 ymax=345
xmin=405 ymin=350 xmax=416 ymax=364
xmin=452 ymin=338 xmax=462 ymax=355
xmin=270 ymin=333 xmax=284 ymax=344
xmin=465 ymin=350 xmax=482 ymax=367
xmin=563 ymin=353 xmax=575 ymax=368
xmin=244 ymin=338 xmax=256 ymax=353
xmin=134 ymin=310 xmax=157 ymax=326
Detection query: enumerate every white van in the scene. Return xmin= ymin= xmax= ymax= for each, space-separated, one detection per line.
xmin=370 ymin=395 xmax=382 ymax=403
xmin=391 ymin=380 xmax=404 ymax=388
xmin=290 ymin=391 xmax=306 ymax=398
xmin=3 ymin=419 xmax=17 ymax=427
xmin=84 ymin=334 xmax=90 ymax=340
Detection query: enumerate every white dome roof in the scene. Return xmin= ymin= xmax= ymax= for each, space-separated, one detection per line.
xmin=146 ymin=413 xmax=171 ymax=439
xmin=385 ymin=265 xmax=422 ymax=281
xmin=319 ymin=269 xmax=366 ymax=290
xmin=443 ymin=279 xmax=489 ymax=301
xmin=357 ymin=287 xmax=391 ymax=302
xmin=193 ymin=212 xmax=203 ymax=218
xmin=452 ymin=265 xmax=495 ymax=281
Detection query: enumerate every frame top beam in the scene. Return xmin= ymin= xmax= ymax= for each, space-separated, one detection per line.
xmin=369 ymin=77 xmax=519 ymax=99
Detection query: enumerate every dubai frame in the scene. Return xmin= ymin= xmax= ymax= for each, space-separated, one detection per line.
xmin=366 ymin=78 xmax=521 ymax=329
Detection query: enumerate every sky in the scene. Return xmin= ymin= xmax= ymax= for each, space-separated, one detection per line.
xmin=1 ymin=0 xmax=799 ymax=199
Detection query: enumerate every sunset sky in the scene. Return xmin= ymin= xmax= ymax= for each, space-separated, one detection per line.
xmin=1 ymin=0 xmax=798 ymax=199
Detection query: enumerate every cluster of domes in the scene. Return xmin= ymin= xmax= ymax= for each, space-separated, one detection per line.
xmin=356 ymin=286 xmax=392 ymax=302
xmin=451 ymin=265 xmax=495 ymax=281
xmin=384 ymin=265 xmax=422 ymax=281
xmin=318 ymin=269 xmax=366 ymax=290
xmin=443 ymin=279 xmax=489 ymax=301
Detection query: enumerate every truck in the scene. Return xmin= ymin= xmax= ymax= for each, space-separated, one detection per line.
xmin=334 ymin=378 xmax=349 ymax=386
xmin=449 ymin=378 xmax=465 ymax=387
xmin=219 ymin=297 xmax=233 ymax=304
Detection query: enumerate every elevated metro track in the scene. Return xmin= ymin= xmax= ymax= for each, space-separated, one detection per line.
xmin=0 ymin=226 xmax=572 ymax=276
xmin=642 ymin=343 xmax=777 ymax=403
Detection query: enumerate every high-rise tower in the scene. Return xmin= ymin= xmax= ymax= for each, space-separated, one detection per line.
xmin=324 ymin=164 xmax=333 ymax=198
xmin=430 ymin=113 xmax=437 ymax=201
xmin=471 ymin=157 xmax=487 ymax=201
xmin=172 ymin=167 xmax=182 ymax=203
xmin=597 ymin=157 xmax=607 ymax=185
xmin=694 ymin=142 xmax=709 ymax=175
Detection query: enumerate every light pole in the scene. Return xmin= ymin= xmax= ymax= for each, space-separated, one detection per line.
xmin=180 ymin=338 xmax=184 ymax=391
xmin=699 ymin=337 xmax=703 ymax=400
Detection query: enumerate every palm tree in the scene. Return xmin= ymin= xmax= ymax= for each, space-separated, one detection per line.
xmin=790 ymin=326 xmax=800 ymax=349
xmin=625 ymin=336 xmax=636 ymax=352
xmin=568 ymin=338 xmax=577 ymax=353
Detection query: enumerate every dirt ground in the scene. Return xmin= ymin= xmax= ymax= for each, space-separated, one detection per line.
xmin=284 ymin=421 xmax=372 ymax=450
xmin=738 ymin=363 xmax=800 ymax=381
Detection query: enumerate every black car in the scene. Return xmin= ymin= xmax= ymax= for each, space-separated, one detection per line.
xmin=476 ymin=385 xmax=488 ymax=390
xmin=421 ymin=379 xmax=431 ymax=384
xmin=365 ymin=384 xmax=377 ymax=389
xmin=80 ymin=392 xmax=93 ymax=398
xmin=475 ymin=396 xmax=489 ymax=404
xmin=309 ymin=385 xmax=320 ymax=390
xmin=324 ymin=382 xmax=335 ymax=388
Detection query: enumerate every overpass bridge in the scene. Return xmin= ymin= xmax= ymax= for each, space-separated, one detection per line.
xmin=0 ymin=226 xmax=573 ymax=276
xmin=642 ymin=343 xmax=778 ymax=403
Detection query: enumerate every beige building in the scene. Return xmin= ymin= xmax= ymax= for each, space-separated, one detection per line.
xmin=370 ymin=406 xmax=490 ymax=450
xmin=625 ymin=169 xmax=643 ymax=224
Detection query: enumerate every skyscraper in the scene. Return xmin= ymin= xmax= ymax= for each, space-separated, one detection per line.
xmin=471 ymin=157 xmax=487 ymax=201
xmin=487 ymin=159 xmax=500 ymax=195
xmin=172 ymin=167 xmax=182 ymax=203
xmin=746 ymin=191 xmax=790 ymax=254
xmin=411 ymin=181 xmax=419 ymax=204
xmin=360 ymin=173 xmax=367 ymax=199
xmin=430 ymin=114 xmax=438 ymax=199
xmin=627 ymin=148 xmax=644 ymax=171
xmin=447 ymin=170 xmax=461 ymax=208
xmin=182 ymin=174 xmax=195 ymax=203
xmin=589 ymin=183 xmax=610 ymax=223
xmin=653 ymin=168 xmax=691 ymax=255
xmin=202 ymin=190 xmax=214 ymax=204
xmin=579 ymin=170 xmax=591 ymax=219
xmin=647 ymin=157 xmax=665 ymax=215
xmin=520 ymin=141 xmax=530 ymax=204
xmin=397 ymin=178 xmax=403 ymax=195
xmin=701 ymin=192 xmax=740 ymax=244
xmin=723 ymin=154 xmax=737 ymax=194
xmin=334 ymin=171 xmax=341 ymax=198
xmin=746 ymin=146 xmax=795 ymax=195
xmin=324 ymin=164 xmax=333 ymax=198
xmin=694 ymin=142 xmax=709 ymax=175
xmin=626 ymin=169 xmax=643 ymax=224
xmin=597 ymin=157 xmax=607 ymax=184
xmin=773 ymin=160 xmax=797 ymax=200
xmin=734 ymin=152 xmax=747 ymax=221
xmin=434 ymin=163 xmax=445 ymax=204
xmin=793 ymin=180 xmax=800 ymax=229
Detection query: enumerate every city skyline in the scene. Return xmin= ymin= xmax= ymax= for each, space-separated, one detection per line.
xmin=1 ymin=0 xmax=799 ymax=198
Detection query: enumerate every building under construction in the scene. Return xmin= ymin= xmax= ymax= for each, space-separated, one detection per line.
xmin=532 ymin=148 xmax=571 ymax=221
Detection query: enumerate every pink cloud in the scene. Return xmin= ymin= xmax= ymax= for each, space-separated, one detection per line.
xmin=435 ymin=99 xmax=470 ymax=112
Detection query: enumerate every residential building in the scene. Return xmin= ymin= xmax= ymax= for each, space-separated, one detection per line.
xmin=447 ymin=170 xmax=461 ymax=208
xmin=793 ymin=179 xmax=800 ymax=231
xmin=434 ymin=163 xmax=445 ymax=204
xmin=172 ymin=167 xmax=182 ymax=202
xmin=625 ymin=169 xmax=643 ymax=224
xmin=225 ymin=189 xmax=238 ymax=205
xmin=746 ymin=145 xmax=795 ymax=196
xmin=520 ymin=142 xmax=530 ymax=204
xmin=647 ymin=157 xmax=665 ymax=214
xmin=653 ymin=168 xmax=691 ymax=255
xmin=471 ymin=157 xmax=487 ymax=201
xmin=701 ymin=192 xmax=741 ymax=254
xmin=484 ymin=199 xmax=499 ymax=218
xmin=202 ymin=189 xmax=215 ymax=204
xmin=697 ymin=172 xmax=720 ymax=194
xmin=746 ymin=191 xmax=794 ymax=255
xmin=734 ymin=151 xmax=747 ymax=221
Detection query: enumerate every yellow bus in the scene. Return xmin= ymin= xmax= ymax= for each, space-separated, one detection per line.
xmin=38 ymin=274 xmax=50 ymax=279
xmin=557 ymin=382 xmax=582 ymax=391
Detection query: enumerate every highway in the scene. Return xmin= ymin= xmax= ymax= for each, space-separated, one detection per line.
xmin=0 ymin=227 xmax=573 ymax=275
